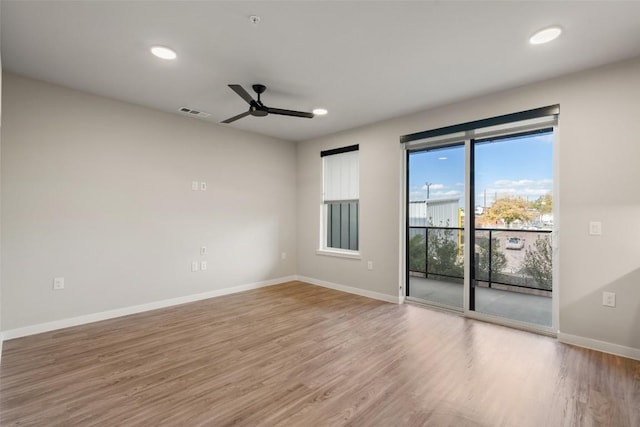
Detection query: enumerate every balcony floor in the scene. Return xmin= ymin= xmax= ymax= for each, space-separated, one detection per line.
xmin=408 ymin=276 xmax=552 ymax=327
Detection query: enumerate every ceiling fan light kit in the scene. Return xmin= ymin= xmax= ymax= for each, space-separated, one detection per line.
xmin=221 ymin=84 xmax=315 ymax=124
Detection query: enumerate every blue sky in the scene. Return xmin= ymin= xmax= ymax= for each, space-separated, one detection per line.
xmin=408 ymin=131 xmax=553 ymax=207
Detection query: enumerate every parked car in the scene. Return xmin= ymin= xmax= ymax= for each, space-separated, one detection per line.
xmin=506 ymin=237 xmax=525 ymax=250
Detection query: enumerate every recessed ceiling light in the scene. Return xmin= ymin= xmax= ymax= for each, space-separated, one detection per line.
xmin=313 ymin=108 xmax=328 ymax=116
xmin=529 ymin=26 xmax=562 ymax=45
xmin=150 ymin=46 xmax=177 ymax=60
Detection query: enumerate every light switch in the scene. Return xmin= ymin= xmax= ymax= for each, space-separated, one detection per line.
xmin=191 ymin=261 xmax=199 ymax=272
xmin=200 ymin=182 xmax=207 ymax=191
xmin=201 ymin=246 xmax=207 ymax=256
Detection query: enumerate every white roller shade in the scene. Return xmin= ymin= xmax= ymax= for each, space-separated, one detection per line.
xmin=323 ymin=150 xmax=359 ymax=201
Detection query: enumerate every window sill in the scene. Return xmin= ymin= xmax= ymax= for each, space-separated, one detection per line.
xmin=316 ymin=249 xmax=362 ymax=260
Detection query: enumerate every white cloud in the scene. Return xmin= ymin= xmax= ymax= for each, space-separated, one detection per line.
xmin=492 ymin=178 xmax=552 ymax=188
xmin=520 ymin=188 xmax=551 ymax=196
xmin=422 ymin=183 xmax=444 ymax=190
xmin=486 ymin=188 xmax=517 ymax=194
xmin=494 ymin=179 xmax=534 ymax=188
xmin=431 ymin=190 xmax=462 ymax=198
xmin=410 ymin=186 xmax=463 ymax=202
xmin=480 ymin=181 xmax=552 ymax=206
xmin=482 ymin=178 xmax=552 ymax=201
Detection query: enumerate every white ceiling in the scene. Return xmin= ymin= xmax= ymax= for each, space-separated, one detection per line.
xmin=3 ymin=1 xmax=640 ymax=142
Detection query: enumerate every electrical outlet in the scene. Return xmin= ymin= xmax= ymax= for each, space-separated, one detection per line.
xmin=602 ymin=291 xmax=616 ymax=307
xmin=589 ymin=221 xmax=602 ymax=235
xmin=192 ymin=181 xmax=199 ymax=191
xmin=191 ymin=261 xmax=199 ymax=272
xmin=53 ymin=277 xmax=65 ymax=290
xmin=367 ymin=261 xmax=373 ymax=271
xmin=200 ymin=261 xmax=207 ymax=271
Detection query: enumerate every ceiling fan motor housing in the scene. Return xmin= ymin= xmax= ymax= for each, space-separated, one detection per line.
xmin=250 ymin=105 xmax=268 ymax=117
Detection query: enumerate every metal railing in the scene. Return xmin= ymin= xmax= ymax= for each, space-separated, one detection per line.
xmin=409 ymin=226 xmax=552 ymax=293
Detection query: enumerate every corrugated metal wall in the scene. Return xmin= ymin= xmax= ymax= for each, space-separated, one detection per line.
xmin=409 ymin=199 xmax=460 ymax=227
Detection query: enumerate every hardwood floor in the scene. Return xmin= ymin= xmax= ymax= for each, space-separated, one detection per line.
xmin=1 ymin=281 xmax=638 ymax=426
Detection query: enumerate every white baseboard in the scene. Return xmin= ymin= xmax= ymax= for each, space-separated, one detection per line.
xmin=558 ymin=332 xmax=640 ymax=361
xmin=297 ymin=275 xmax=401 ymax=304
xmin=2 ymin=276 xmax=297 ymax=341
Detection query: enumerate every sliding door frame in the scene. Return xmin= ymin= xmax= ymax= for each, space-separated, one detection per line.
xmin=401 ymin=106 xmax=559 ymax=336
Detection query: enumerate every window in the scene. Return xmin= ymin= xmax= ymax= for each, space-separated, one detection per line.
xmin=321 ymin=145 xmax=359 ymax=252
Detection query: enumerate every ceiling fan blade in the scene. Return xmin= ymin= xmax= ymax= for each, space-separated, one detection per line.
xmin=266 ymin=107 xmax=314 ymax=119
xmin=221 ymin=110 xmax=251 ymax=124
xmin=228 ymin=84 xmax=255 ymax=105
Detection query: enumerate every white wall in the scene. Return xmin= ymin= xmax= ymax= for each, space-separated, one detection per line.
xmin=1 ymin=73 xmax=297 ymax=331
xmin=297 ymin=57 xmax=640 ymax=355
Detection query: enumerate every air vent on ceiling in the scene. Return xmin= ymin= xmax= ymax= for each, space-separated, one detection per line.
xmin=178 ymin=107 xmax=211 ymax=118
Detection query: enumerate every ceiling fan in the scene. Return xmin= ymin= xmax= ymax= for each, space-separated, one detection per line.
xmin=221 ymin=84 xmax=314 ymax=124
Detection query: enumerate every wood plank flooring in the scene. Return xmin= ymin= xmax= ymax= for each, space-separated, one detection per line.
xmin=1 ymin=281 xmax=639 ymax=426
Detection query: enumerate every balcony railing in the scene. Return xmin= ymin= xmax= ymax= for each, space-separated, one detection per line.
xmin=408 ymin=227 xmax=552 ymax=296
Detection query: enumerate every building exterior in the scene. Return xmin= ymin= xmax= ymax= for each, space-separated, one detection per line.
xmin=409 ymin=198 xmax=461 ymax=227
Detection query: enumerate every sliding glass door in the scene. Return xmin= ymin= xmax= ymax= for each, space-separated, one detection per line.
xmin=471 ymin=130 xmax=554 ymax=327
xmin=404 ymin=107 xmax=557 ymax=333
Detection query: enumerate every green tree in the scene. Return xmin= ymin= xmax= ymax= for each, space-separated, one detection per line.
xmin=531 ymin=194 xmax=552 ymax=215
xmin=408 ymin=233 xmax=426 ymax=273
xmin=475 ymin=235 xmax=507 ymax=281
xmin=520 ymin=236 xmax=552 ymax=290
xmin=485 ymin=196 xmax=534 ymax=225
xmin=427 ymin=228 xmax=463 ymax=278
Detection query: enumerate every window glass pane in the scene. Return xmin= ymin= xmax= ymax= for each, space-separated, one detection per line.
xmin=407 ymin=144 xmax=464 ymax=309
xmin=340 ymin=202 xmax=349 ymax=248
xmin=349 ymin=202 xmax=358 ymax=250
xmin=326 ymin=204 xmax=333 ymax=247
xmin=330 ymin=203 xmax=341 ymax=248
xmin=326 ymin=201 xmax=359 ymax=250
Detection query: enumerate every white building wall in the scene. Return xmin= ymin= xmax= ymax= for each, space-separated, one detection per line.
xmin=409 ymin=199 xmax=460 ymax=227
